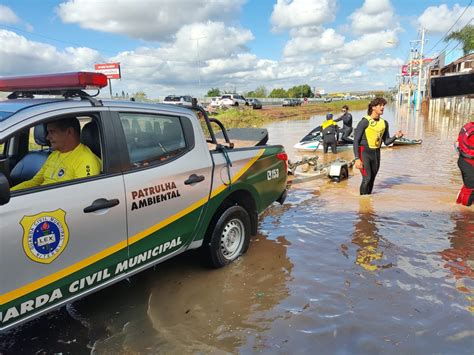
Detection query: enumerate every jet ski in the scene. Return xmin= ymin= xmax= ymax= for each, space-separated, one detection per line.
xmin=293 ymin=126 xmax=353 ymax=152
xmin=392 ymin=137 xmax=423 ymax=145
xmin=294 ymin=126 xmax=422 ymax=152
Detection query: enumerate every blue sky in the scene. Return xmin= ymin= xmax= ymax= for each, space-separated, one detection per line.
xmin=0 ymin=0 xmax=472 ymax=98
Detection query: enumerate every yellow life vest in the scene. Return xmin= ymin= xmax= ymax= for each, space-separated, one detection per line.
xmin=364 ymin=116 xmax=386 ymax=149
xmin=322 ymin=119 xmax=336 ymax=130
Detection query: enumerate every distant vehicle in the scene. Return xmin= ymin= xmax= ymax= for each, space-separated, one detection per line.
xmin=219 ymin=94 xmax=248 ymax=106
xmin=323 ymin=97 xmax=332 ymax=103
xmin=282 ymin=99 xmax=294 ymax=107
xmin=163 ymin=95 xmax=194 ymax=107
xmin=247 ymin=98 xmax=262 ymax=109
xmin=293 ymin=98 xmax=302 ymax=106
xmin=209 ymin=97 xmax=221 ymax=108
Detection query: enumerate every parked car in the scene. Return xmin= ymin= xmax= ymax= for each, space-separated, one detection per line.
xmin=247 ymin=98 xmax=262 ymax=109
xmin=282 ymin=99 xmax=301 ymax=107
xmin=208 ymin=97 xmax=221 ymax=108
xmin=163 ymin=95 xmax=194 ymax=107
xmin=0 ymin=71 xmax=288 ymax=331
xmin=219 ymin=94 xmax=248 ymax=107
xmin=323 ymin=97 xmax=332 ymax=103
xmin=282 ymin=99 xmax=293 ymax=107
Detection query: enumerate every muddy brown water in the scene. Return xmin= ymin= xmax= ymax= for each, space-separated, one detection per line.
xmin=1 ymin=106 xmax=473 ymax=354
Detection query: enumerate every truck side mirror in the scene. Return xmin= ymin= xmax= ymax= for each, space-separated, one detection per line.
xmin=0 ymin=173 xmax=10 ymax=205
xmin=192 ymin=98 xmax=198 ymax=108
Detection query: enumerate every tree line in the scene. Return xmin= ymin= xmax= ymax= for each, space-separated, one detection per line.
xmin=207 ymin=84 xmax=316 ymax=98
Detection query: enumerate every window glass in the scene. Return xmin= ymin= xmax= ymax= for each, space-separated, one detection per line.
xmin=119 ymin=113 xmax=186 ymax=167
xmin=10 ymin=114 xmax=102 ymax=191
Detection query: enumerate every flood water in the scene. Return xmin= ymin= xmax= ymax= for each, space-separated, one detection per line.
xmin=1 ymin=105 xmax=473 ymax=354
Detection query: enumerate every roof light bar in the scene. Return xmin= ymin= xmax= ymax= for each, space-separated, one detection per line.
xmin=0 ymin=72 xmax=108 ymax=92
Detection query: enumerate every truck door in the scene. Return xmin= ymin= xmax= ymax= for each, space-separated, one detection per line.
xmin=115 ymin=110 xmax=213 ymax=263
xmin=0 ymin=111 xmax=128 ymax=331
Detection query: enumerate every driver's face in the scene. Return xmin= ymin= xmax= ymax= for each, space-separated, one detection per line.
xmin=46 ymin=123 xmax=70 ymax=152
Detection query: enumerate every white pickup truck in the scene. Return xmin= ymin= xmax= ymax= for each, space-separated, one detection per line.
xmin=0 ymin=72 xmax=288 ymax=331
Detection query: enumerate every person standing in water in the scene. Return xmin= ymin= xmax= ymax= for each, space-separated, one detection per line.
xmin=456 ymin=121 xmax=474 ymax=206
xmin=321 ymin=113 xmax=339 ymax=154
xmin=334 ymin=105 xmax=353 ymax=143
xmin=353 ymin=98 xmax=403 ymax=195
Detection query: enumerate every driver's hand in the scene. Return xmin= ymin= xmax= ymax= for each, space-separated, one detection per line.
xmin=355 ymin=159 xmax=363 ymax=170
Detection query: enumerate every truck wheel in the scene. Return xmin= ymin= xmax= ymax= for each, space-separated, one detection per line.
xmin=206 ymin=205 xmax=251 ymax=268
xmin=235 ymin=102 xmax=239 ymax=107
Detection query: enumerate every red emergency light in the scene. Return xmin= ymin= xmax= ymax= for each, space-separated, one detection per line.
xmin=0 ymin=72 xmax=108 ymax=92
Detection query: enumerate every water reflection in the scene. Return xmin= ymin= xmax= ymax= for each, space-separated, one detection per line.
xmin=145 ymin=236 xmax=293 ymax=353
xmin=347 ymin=198 xmax=393 ymax=271
xmin=440 ymin=211 xmax=474 ymax=313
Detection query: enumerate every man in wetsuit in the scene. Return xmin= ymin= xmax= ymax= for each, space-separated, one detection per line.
xmin=334 ymin=105 xmax=353 ymax=143
xmin=353 ymin=98 xmax=403 ymax=195
xmin=11 ymin=117 xmax=101 ymax=190
xmin=321 ymin=113 xmax=339 ymax=154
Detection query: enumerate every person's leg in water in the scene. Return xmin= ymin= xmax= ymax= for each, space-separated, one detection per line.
xmin=359 ymin=147 xmax=376 ymax=195
xmin=331 ymin=140 xmax=337 ymax=154
xmin=367 ymin=149 xmax=380 ymax=194
xmin=457 ymin=156 xmax=474 ymax=206
xmin=323 ymin=141 xmax=329 ymax=153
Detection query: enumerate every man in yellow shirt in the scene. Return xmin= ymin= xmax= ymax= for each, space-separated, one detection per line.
xmin=11 ymin=117 xmax=101 ymax=191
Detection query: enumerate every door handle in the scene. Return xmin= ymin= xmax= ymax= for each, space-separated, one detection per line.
xmin=84 ymin=198 xmax=120 ymax=213
xmin=184 ymin=174 xmax=205 ymax=185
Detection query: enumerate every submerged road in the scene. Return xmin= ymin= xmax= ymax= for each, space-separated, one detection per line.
xmin=1 ymin=105 xmax=473 ymax=354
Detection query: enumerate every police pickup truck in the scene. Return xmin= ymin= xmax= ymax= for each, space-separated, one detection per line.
xmin=0 ymin=72 xmax=287 ymax=331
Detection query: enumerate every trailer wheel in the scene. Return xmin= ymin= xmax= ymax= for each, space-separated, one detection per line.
xmin=341 ymin=165 xmax=349 ymax=180
xmin=205 ymin=205 xmax=251 ymax=268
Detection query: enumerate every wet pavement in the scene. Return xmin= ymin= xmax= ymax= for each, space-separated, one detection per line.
xmin=1 ymin=105 xmax=473 ymax=354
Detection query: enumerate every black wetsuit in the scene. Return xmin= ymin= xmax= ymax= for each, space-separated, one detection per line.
xmin=322 ymin=121 xmax=339 ymax=154
xmin=334 ymin=112 xmax=353 ymax=143
xmin=353 ymin=118 xmax=397 ymax=195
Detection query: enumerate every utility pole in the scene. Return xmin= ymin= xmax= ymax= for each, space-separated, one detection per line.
xmin=416 ymin=28 xmax=426 ymax=111
xmin=190 ymin=36 xmax=206 ymax=96
xmin=407 ymin=48 xmax=414 ymax=115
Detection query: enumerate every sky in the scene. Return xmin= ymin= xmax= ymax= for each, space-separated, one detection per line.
xmin=0 ymin=0 xmax=472 ymax=99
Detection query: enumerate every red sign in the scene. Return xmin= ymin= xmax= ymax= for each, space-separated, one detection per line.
xmin=94 ymin=63 xmax=121 ymax=79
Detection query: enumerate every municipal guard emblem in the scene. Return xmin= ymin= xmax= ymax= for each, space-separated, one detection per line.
xmin=20 ymin=209 xmax=69 ymax=264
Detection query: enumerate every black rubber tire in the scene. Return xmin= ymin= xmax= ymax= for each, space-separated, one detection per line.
xmin=341 ymin=166 xmax=349 ymax=180
xmin=235 ymin=102 xmax=239 ymax=107
xmin=205 ymin=205 xmax=251 ymax=268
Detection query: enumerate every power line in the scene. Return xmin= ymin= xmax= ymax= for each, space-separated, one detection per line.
xmin=439 ymin=19 xmax=474 ymax=59
xmin=426 ymin=0 xmax=472 ymax=55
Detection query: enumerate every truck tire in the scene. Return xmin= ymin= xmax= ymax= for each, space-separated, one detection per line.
xmin=206 ymin=205 xmax=251 ymax=268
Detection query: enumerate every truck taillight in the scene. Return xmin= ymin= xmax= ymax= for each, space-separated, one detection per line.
xmin=277 ymin=152 xmax=288 ymax=172
xmin=0 ymin=72 xmax=108 ymax=92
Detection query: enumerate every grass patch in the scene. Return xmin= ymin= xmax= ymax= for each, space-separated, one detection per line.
xmin=208 ymin=100 xmax=369 ymax=129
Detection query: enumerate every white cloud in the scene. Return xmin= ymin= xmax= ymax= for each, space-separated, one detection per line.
xmin=56 ymin=0 xmax=245 ymax=41
xmin=349 ymin=0 xmax=398 ymax=35
xmin=283 ymin=28 xmax=345 ymax=57
xmin=158 ymin=21 xmax=254 ymax=62
xmin=0 ymin=5 xmax=20 ymax=24
xmin=0 ymin=30 xmax=103 ymax=75
xmin=271 ymin=0 xmax=336 ymax=31
xmin=339 ymin=30 xmax=399 ymax=59
xmin=350 ymin=70 xmax=363 ymax=77
xmin=418 ymin=4 xmax=474 ymax=33
xmin=366 ymin=57 xmax=403 ymax=70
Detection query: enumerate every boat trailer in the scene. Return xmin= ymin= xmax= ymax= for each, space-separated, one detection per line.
xmin=288 ymin=156 xmax=355 ymax=185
